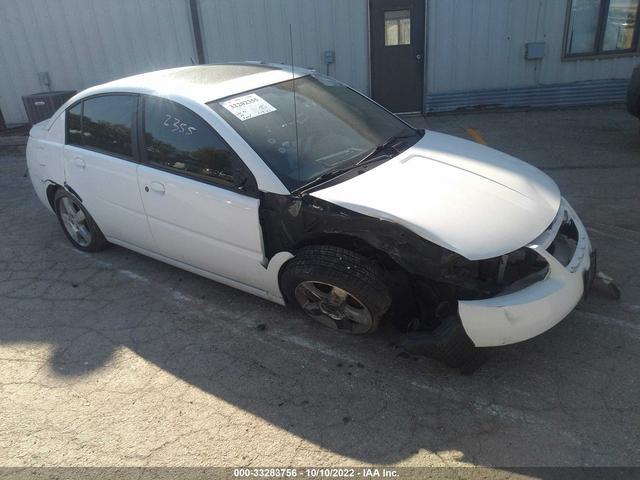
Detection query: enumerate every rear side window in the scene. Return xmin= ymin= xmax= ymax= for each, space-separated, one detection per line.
xmin=143 ymin=96 xmax=242 ymax=187
xmin=83 ymin=95 xmax=136 ymax=157
xmin=65 ymin=94 xmax=136 ymax=158
xmin=66 ymin=103 xmax=82 ymax=145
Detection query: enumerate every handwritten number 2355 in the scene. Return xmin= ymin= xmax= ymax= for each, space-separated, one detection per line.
xmin=163 ymin=114 xmax=197 ymax=135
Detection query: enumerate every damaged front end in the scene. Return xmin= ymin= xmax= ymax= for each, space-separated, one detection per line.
xmin=404 ymin=199 xmax=593 ymax=369
xmin=261 ymin=192 xmax=593 ymax=370
xmin=435 ymin=198 xmax=593 ymax=349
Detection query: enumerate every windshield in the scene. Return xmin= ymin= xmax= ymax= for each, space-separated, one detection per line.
xmin=209 ymin=75 xmax=420 ymax=191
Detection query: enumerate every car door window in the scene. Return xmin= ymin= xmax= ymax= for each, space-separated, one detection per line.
xmin=81 ymin=95 xmax=136 ymax=157
xmin=143 ymin=96 xmax=246 ymax=188
xmin=66 ymin=102 xmax=83 ymax=145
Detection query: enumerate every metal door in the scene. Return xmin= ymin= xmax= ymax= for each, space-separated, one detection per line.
xmin=369 ymin=0 xmax=426 ymax=113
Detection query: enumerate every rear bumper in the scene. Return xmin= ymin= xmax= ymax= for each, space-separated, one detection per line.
xmin=458 ymin=199 xmax=593 ymax=347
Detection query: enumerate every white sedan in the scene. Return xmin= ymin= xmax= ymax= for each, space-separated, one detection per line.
xmin=27 ymin=63 xmax=595 ymax=368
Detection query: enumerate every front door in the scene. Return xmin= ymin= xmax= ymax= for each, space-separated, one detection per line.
xmin=137 ymin=95 xmax=265 ymax=289
xmin=369 ymin=0 xmax=425 ymax=113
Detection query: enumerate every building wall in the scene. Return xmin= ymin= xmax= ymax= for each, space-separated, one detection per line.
xmin=196 ymin=0 xmax=370 ymax=94
xmin=0 ymin=0 xmax=369 ymax=125
xmin=0 ymin=0 xmax=196 ymax=125
xmin=1 ymin=0 xmax=638 ymax=124
xmin=426 ymin=0 xmax=640 ymax=99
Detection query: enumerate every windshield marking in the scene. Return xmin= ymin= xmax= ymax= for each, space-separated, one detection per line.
xmin=221 ymin=93 xmax=277 ymax=121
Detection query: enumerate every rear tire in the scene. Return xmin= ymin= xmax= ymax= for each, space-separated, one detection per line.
xmin=54 ymin=189 xmax=109 ymax=252
xmin=281 ymin=246 xmax=391 ymax=334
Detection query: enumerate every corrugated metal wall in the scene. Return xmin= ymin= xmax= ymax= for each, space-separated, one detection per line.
xmin=426 ymin=0 xmax=640 ymax=94
xmin=1 ymin=0 xmax=638 ymax=123
xmin=196 ymin=0 xmax=370 ymax=94
xmin=0 ymin=0 xmax=369 ymax=125
xmin=0 ymin=0 xmax=196 ymax=125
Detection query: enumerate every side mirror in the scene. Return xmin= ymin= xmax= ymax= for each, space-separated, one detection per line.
xmin=233 ymin=169 xmax=258 ymax=196
xmin=235 ymin=175 xmax=248 ymax=191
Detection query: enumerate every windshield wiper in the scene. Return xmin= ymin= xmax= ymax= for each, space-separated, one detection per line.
xmin=294 ymin=166 xmax=357 ymax=194
xmin=295 ymin=129 xmax=423 ymax=195
xmin=355 ymin=131 xmax=419 ymax=166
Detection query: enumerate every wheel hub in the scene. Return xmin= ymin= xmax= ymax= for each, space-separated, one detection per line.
xmin=294 ymin=281 xmax=373 ymax=334
xmin=59 ymin=197 xmax=92 ymax=247
xmin=319 ymin=301 xmax=344 ymax=320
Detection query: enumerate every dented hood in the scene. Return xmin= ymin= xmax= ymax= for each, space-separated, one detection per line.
xmin=311 ymin=131 xmax=561 ymax=260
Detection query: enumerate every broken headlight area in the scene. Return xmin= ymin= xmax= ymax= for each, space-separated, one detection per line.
xmin=546 ymin=216 xmax=579 ymax=267
xmin=440 ymin=247 xmax=549 ymax=300
xmin=391 ymin=247 xmax=549 ymax=333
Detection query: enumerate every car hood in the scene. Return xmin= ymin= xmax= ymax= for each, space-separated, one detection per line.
xmin=311 ymin=131 xmax=561 ymax=260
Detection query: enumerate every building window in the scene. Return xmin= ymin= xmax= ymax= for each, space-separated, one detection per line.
xmin=565 ymin=0 xmax=640 ymax=57
xmin=384 ymin=10 xmax=411 ymax=46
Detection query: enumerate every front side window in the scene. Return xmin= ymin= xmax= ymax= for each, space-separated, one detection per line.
xmin=209 ymin=76 xmax=420 ymax=191
xmin=565 ymin=0 xmax=640 ymax=56
xmin=143 ymin=96 xmax=243 ymax=187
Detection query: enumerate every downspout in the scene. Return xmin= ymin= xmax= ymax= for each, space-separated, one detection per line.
xmin=189 ymin=0 xmax=206 ymax=65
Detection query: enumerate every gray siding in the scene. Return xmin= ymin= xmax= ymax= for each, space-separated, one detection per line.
xmin=196 ymin=0 xmax=370 ymax=94
xmin=0 ymin=0 xmax=196 ymax=125
xmin=1 ymin=0 xmax=638 ymax=123
xmin=426 ymin=0 xmax=640 ymax=95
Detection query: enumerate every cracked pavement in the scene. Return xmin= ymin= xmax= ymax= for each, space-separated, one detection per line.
xmin=0 ymin=106 xmax=639 ymax=469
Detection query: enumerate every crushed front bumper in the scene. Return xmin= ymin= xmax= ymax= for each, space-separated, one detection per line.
xmin=458 ymin=198 xmax=593 ymax=347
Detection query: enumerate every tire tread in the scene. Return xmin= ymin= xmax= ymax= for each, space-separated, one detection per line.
xmin=281 ymin=246 xmax=391 ymax=333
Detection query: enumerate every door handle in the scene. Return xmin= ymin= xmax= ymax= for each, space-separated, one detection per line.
xmin=149 ymin=181 xmax=165 ymax=194
xmin=73 ymin=157 xmax=85 ymax=169
xmin=416 ymin=53 xmax=423 ymax=61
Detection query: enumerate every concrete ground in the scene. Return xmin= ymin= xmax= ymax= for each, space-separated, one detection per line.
xmin=0 ymin=106 xmax=639 ymax=470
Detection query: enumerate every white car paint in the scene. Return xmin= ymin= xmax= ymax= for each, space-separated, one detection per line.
xmin=312 ymin=133 xmax=593 ymax=346
xmin=26 ymin=64 xmax=300 ymax=305
xmin=64 ymin=144 xmax=155 ymax=251
xmin=312 ymin=131 xmax=561 ymax=260
xmin=136 ymin=164 xmax=266 ymax=289
xmin=458 ymin=199 xmax=592 ymax=347
xmin=26 ymin=63 xmax=593 ymax=350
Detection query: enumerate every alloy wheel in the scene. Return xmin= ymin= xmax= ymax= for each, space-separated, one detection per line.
xmin=59 ymin=197 xmax=92 ymax=247
xmin=294 ymin=281 xmax=374 ymax=334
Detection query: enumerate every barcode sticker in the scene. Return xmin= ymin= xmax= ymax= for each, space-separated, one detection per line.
xmin=221 ymin=93 xmax=276 ymax=121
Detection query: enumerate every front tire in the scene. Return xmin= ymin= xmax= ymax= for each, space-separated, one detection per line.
xmin=54 ymin=189 xmax=109 ymax=252
xmin=280 ymin=246 xmax=391 ymax=334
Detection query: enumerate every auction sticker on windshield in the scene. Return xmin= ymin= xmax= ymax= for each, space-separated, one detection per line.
xmin=221 ymin=93 xmax=276 ymax=121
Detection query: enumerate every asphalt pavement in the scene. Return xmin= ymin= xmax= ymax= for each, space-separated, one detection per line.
xmin=0 ymin=105 xmax=638 ymax=471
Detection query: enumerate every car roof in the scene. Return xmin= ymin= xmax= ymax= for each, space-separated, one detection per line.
xmin=46 ymin=62 xmax=313 ymax=130
xmin=83 ymin=62 xmax=311 ymax=104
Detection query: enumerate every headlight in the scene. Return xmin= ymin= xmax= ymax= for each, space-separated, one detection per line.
xmin=440 ymin=248 xmax=549 ymax=298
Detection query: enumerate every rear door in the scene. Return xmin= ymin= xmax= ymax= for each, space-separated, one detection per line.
xmin=369 ymin=0 xmax=426 ymax=113
xmin=136 ymin=95 xmax=265 ymax=288
xmin=63 ymin=94 xmax=155 ymax=249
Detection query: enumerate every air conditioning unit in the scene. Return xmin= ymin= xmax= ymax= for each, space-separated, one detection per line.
xmin=22 ymin=90 xmax=76 ymax=125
